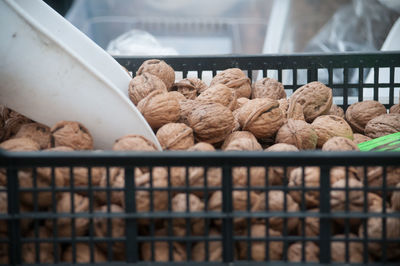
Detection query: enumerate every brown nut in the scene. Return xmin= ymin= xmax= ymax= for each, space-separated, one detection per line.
xmin=171 ymin=77 xmax=208 ymax=99
xmin=264 ymin=143 xmax=299 ymax=185
xmin=297 ymin=208 xmax=320 ymax=237
xmin=45 ymin=193 xmax=89 ymax=237
xmin=365 ymin=113 xmax=400 ymax=139
xmin=391 ymin=183 xmax=400 ymax=211
xmin=156 ymin=123 xmax=194 ymax=150
xmin=252 ymin=77 xmax=286 ymax=100
xmin=328 ymin=104 xmax=345 ymax=118
xmin=196 ymin=84 xmax=237 ymax=111
xmin=128 ymin=72 xmax=167 ymax=105
xmin=389 ymin=104 xmax=400 ymax=114
xmin=238 ymin=224 xmax=283 ymax=261
xmin=23 ymin=227 xmax=59 ymax=263
xmin=275 ymin=119 xmax=318 ymax=150
xmin=232 ymin=167 xmax=266 ymax=188
xmin=177 ymin=99 xmax=196 ymax=125
xmin=278 ymin=98 xmax=305 ymax=122
xmin=14 ymin=122 xmax=51 ymax=149
xmin=2 ymin=110 xmax=32 ymax=141
xmin=210 ymin=68 xmax=251 ymax=98
xmin=62 ymin=243 xmax=107 ymax=263
xmin=168 ymin=91 xmax=187 ymax=102
xmin=345 ymin=100 xmax=387 ymax=133
xmin=311 ymin=115 xmax=353 ymax=147
xmin=235 ymin=97 xmax=250 ymax=110
xmin=171 ymin=193 xmax=205 ymax=236
xmin=187 ymin=142 xmax=215 ymax=151
xmin=137 ymin=90 xmax=181 ymax=130
xmin=192 ymin=229 xmax=223 ymax=261
xmin=352 ymin=133 xmax=371 ymax=144
xmin=0 ymin=137 xmax=40 ymax=151
xmin=322 ymin=136 xmax=359 ymax=151
xmin=51 ymin=121 xmax=93 ymax=150
xmin=224 ymin=137 xmax=262 ymax=151
xmin=186 ymin=102 xmax=235 ymax=144
xmin=113 ymin=134 xmax=157 ymax=151
xmin=221 ymin=131 xmax=261 ymax=150
xmin=288 ymin=241 xmax=319 ymax=262
xmin=136 ymin=59 xmax=175 ymax=90
xmin=362 ymin=166 xmax=400 ymax=196
xmin=331 ymin=234 xmax=371 ymax=263
xmin=288 ymin=81 xmax=332 ymax=122
xmin=236 ymin=98 xmax=284 ymax=139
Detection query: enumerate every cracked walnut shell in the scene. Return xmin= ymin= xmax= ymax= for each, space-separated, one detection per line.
xmin=311 ymin=115 xmax=353 ymax=147
xmin=51 ymin=121 xmax=93 ymax=150
xmin=136 ymin=59 xmax=175 ymax=90
xmin=129 ymin=72 xmax=167 ymax=105
xmin=364 ymin=113 xmax=400 ymax=139
xmin=210 ymin=68 xmax=251 ymax=98
xmin=171 ymin=78 xmax=207 ymax=99
xmin=14 ymin=122 xmax=51 ymax=149
xmin=156 ymin=123 xmax=194 ymax=150
xmin=252 ymin=77 xmax=286 ymax=100
xmin=345 ymin=100 xmax=387 ymax=133
xmin=196 ymin=84 xmax=237 ymax=111
xmin=275 ymin=119 xmax=318 ymax=150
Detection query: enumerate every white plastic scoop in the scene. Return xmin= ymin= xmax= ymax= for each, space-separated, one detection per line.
xmin=0 ymin=0 xmax=162 ymax=150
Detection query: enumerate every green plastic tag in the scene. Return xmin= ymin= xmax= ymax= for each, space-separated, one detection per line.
xmin=358 ymin=132 xmax=400 ymax=151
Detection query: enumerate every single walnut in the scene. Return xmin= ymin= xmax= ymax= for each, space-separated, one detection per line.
xmin=328 ymin=104 xmax=345 ymax=118
xmin=252 ymin=78 xmax=286 ymax=100
xmin=288 ymin=242 xmax=319 ymax=262
xmin=288 ymin=81 xmax=332 ymax=122
xmin=137 ymin=90 xmax=181 ymax=130
xmin=172 ymin=193 xmax=205 ymax=236
xmin=168 ymin=91 xmax=187 ymax=102
xmin=352 ymin=133 xmax=371 ymax=144
xmin=322 ymin=136 xmax=359 ymax=151
xmin=14 ymin=122 xmax=51 ymax=149
xmin=391 ymin=183 xmax=400 ymax=211
xmin=345 ymin=100 xmax=387 ymax=133
xmin=221 ymin=131 xmax=260 ymax=150
xmin=136 ymin=59 xmax=175 ymax=89
xmin=45 ymin=193 xmax=89 ymax=237
xmin=51 ymin=121 xmax=93 ymax=150
xmin=235 ymin=97 xmax=250 ymax=110
xmin=264 ymin=143 xmax=299 ymax=185
xmin=186 ymin=102 xmax=235 ymax=144
xmin=236 ymin=98 xmax=284 ymax=139
xmin=0 ymin=137 xmax=40 ymax=151
xmin=389 ymin=104 xmax=400 ymax=114
xmin=253 ymin=191 xmax=300 ymax=232
xmin=62 ymin=243 xmax=107 ymax=263
xmin=365 ymin=113 xmax=400 ymax=139
xmin=156 ymin=123 xmax=194 ymax=150
xmin=196 ymin=84 xmax=237 ymax=111
xmin=275 ymin=119 xmax=318 ymax=150
xmin=187 ymin=142 xmax=215 ymax=151
xmin=224 ymin=137 xmax=262 ymax=151
xmin=210 ymin=68 xmax=251 ymax=98
xmin=297 ymin=208 xmax=320 ymax=237
xmin=238 ymin=224 xmax=283 ymax=261
xmin=232 ymin=167 xmax=266 ymax=188
xmin=2 ymin=110 xmax=32 ymax=141
xmin=362 ymin=166 xmax=400 ymax=196
xmin=331 ymin=234 xmax=371 ymax=263
xmin=113 ymin=134 xmax=157 ymax=151
xmin=311 ymin=115 xmax=353 ymax=147
xmin=171 ymin=78 xmax=208 ymax=99
xmin=192 ymin=229 xmax=223 ymax=261
xmin=23 ymin=227 xmax=59 ymax=263
xmin=128 ymin=72 xmax=167 ymax=105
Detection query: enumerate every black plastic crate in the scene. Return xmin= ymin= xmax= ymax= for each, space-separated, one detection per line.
xmin=0 ymin=52 xmax=400 ymax=265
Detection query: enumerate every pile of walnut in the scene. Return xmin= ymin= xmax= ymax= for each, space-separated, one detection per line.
xmin=1 ymin=59 xmax=400 ymax=263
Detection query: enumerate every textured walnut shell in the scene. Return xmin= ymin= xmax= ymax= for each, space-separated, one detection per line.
xmin=345 ymin=100 xmax=387 ymax=133
xmin=62 ymin=243 xmax=107 ymax=263
xmin=390 ymin=104 xmax=400 ymax=114
xmin=352 ymin=133 xmax=371 ymax=144
xmin=238 ymin=224 xmax=283 ymax=261
xmin=177 ymin=99 xmax=196 ymax=125
xmin=391 ymin=183 xmax=400 ymax=211
xmin=253 ymin=191 xmax=300 ymax=232
xmin=137 ymin=90 xmax=181 ymax=130
xmin=51 ymin=121 xmax=93 ymax=150
xmin=232 ymin=167 xmax=266 ymax=188
xmin=322 ymin=136 xmax=359 ymax=151
xmin=14 ymin=122 xmax=51 ymax=149
xmin=289 ymin=81 xmax=332 ymax=122
xmin=129 ymin=72 xmax=167 ymax=105
xmin=187 ymin=142 xmax=215 ymax=151
xmin=297 ymin=208 xmax=320 ymax=237
xmin=156 ymin=123 xmax=194 ymax=150
xmin=192 ymin=229 xmax=222 ymax=261
xmin=328 ymin=104 xmax=345 ymax=118
xmin=365 ymin=113 xmax=400 ymax=139
xmin=136 ymin=59 xmax=175 ymax=89
xmin=171 ymin=78 xmax=207 ymax=99
xmin=224 ymin=137 xmax=262 ymax=151
xmin=186 ymin=102 xmax=235 ymax=144
xmin=278 ymin=98 xmax=305 ymax=122
xmin=221 ymin=131 xmax=259 ymax=150
xmin=235 ymin=97 xmax=250 ymax=110
xmin=252 ymin=77 xmax=286 ymax=100
xmin=2 ymin=110 xmax=32 ymax=141
xmin=210 ymin=68 xmax=251 ymax=98
xmin=113 ymin=134 xmax=157 ymax=151
xmin=236 ymin=98 xmax=284 ymax=139
xmin=172 ymin=193 xmax=205 ymax=236
xmin=362 ymin=166 xmax=400 ymax=196
xmin=168 ymin=91 xmax=187 ymax=102
xmin=311 ymin=115 xmax=353 ymax=147
xmin=23 ymin=227 xmax=59 ymax=263
xmin=275 ymin=119 xmax=318 ymax=150
xmin=196 ymin=84 xmax=237 ymax=111
xmin=331 ymin=234 xmax=370 ymax=263
xmin=0 ymin=137 xmax=40 ymax=151
xmin=288 ymin=242 xmax=319 ymax=262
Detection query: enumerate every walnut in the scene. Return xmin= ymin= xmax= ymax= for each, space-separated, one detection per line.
xmin=288 ymin=242 xmax=319 ymax=262
xmin=23 ymin=227 xmax=59 ymax=263
xmin=171 ymin=193 xmax=205 ymax=236
xmin=168 ymin=91 xmax=187 ymax=102
xmin=171 ymin=78 xmax=207 ymax=99
xmin=113 ymin=134 xmax=157 ymax=151
xmin=2 ymin=110 xmax=32 ymax=141
xmin=62 ymin=243 xmax=107 ymax=263
xmin=391 ymin=183 xmax=400 ymax=211
xmin=185 ymin=102 xmax=235 ymax=144
xmin=128 ymin=72 xmax=167 ymax=105
xmin=367 ymin=193 xmax=387 ymax=211
xmin=236 ymin=98 xmax=284 ymax=139
xmin=331 ymin=234 xmax=371 ymax=263
xmin=136 ymin=59 xmax=175 ymax=89
xmin=187 ymin=142 xmax=215 ymax=151
xmin=359 ymin=209 xmax=400 ymax=259
xmin=235 ymin=97 xmax=250 ymax=110
xmin=264 ymin=143 xmax=299 ymax=185
xmin=94 ymin=204 xmax=125 ymax=260
xmin=51 ymin=121 xmax=93 ymax=150
xmin=224 ymin=136 xmax=262 ymax=151
xmin=196 ymin=84 xmax=237 ymax=111
xmin=311 ymin=115 xmax=353 ymax=147
xmin=253 ymin=191 xmax=300 ymax=232
xmin=192 ymin=229 xmax=222 ymax=261
xmin=137 ymin=90 xmax=181 ymax=130
xmin=232 ymin=167 xmax=266 ymax=188
xmin=45 ymin=193 xmax=89 ymax=237
xmin=13 ymin=122 xmax=51 ymax=149
xmin=288 ymin=81 xmax=332 ymax=122
xmin=364 ymin=113 xmax=400 ymax=139
xmin=141 ymin=228 xmax=186 ymax=262
xmin=328 ymin=104 xmax=345 ymax=118
xmin=0 ymin=137 xmax=40 ymax=151
xmin=352 ymin=133 xmax=371 ymax=144
xmin=210 ymin=68 xmax=251 ymax=98
xmin=390 ymin=104 xmax=400 ymax=114
xmin=345 ymin=100 xmax=387 ymax=133
xmin=156 ymin=123 xmax=194 ymax=150
xmin=278 ymin=98 xmax=305 ymax=123
xmin=275 ymin=119 xmax=318 ymax=150
xmin=362 ymin=166 xmax=400 ymax=196
xmin=252 ymin=77 xmax=286 ymax=100
xmin=221 ymin=131 xmax=260 ymax=150
xmin=297 ymin=208 xmax=320 ymax=237
xmin=177 ymin=99 xmax=197 ymax=125
xmin=238 ymin=224 xmax=283 ymax=261
xmin=322 ymin=136 xmax=359 ymax=151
